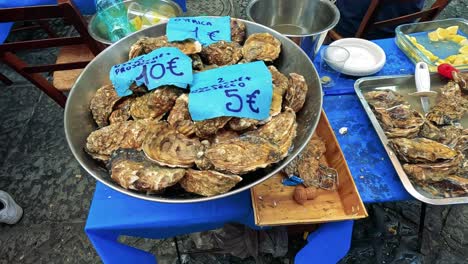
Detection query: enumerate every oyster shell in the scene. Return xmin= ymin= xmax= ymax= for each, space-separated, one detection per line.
xmin=246 ymin=108 xmax=297 ymax=155
xmin=388 ymin=138 xmax=458 ymax=163
xmin=195 ymin=140 xmax=213 ymax=170
xmin=89 ymin=85 xmax=120 ymax=127
xmin=200 ymin=41 xmax=243 ymax=66
xmin=426 ymin=81 xmax=466 ymax=125
xmin=228 ymin=118 xmax=258 ymax=131
xmin=194 ymin=116 xmax=232 ymax=138
xmin=230 ymin=18 xmax=246 ymax=44
xmin=85 ymin=120 xmax=162 ymax=161
xmin=403 ymin=154 xmax=463 ymax=182
xmin=128 ymin=36 xmax=202 ymax=59
xmin=453 ymin=71 xmax=468 ymax=92
xmin=109 ymin=97 xmax=133 ymax=124
xmin=373 ymin=104 xmax=424 ymax=138
xmin=167 ymin=94 xmax=195 ymax=136
xmin=283 ymin=73 xmax=308 ymax=113
xmin=242 ymin=33 xmax=281 ymax=62
xmin=180 ymin=169 xmax=243 ymax=196
xmin=210 ymin=129 xmax=240 ymax=144
xmin=143 ymin=123 xmax=202 ymax=168
xmin=205 ymin=135 xmax=283 ymax=174
xmin=109 ymin=149 xmax=185 ymax=192
xmin=364 ymin=90 xmax=406 ymax=109
xmin=419 ymin=122 xmax=465 ymax=147
xmin=268 ymin=66 xmax=289 ymax=96
xmin=428 ymin=175 xmax=468 ymax=197
xmin=130 ymin=87 xmax=180 ymax=120
xmin=190 ymin=54 xmax=204 ymax=71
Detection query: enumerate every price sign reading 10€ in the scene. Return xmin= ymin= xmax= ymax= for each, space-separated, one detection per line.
xmin=188 ymin=61 xmax=273 ymax=121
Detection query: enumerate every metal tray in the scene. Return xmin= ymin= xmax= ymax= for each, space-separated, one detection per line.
xmin=355 ymin=74 xmax=468 ymax=205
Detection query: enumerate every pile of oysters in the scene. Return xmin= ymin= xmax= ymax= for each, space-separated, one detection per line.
xmin=85 ymin=19 xmax=309 ymax=197
xmin=365 ymin=72 xmax=468 ymax=197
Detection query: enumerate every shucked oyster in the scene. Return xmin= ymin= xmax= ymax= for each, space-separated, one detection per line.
xmin=373 ymin=104 xmax=424 ymax=138
xmin=130 ymin=87 xmax=180 ymax=120
xmin=194 ymin=117 xmax=232 ymax=138
xmin=86 ymin=119 xmax=162 ymax=161
xmin=90 ymin=85 xmax=120 ymax=127
xmin=167 ymin=94 xmax=195 ymax=136
xmin=205 ymin=135 xmax=283 ymax=174
xmin=129 ymin=36 xmax=202 ymax=59
xmin=230 ymin=18 xmax=246 ymax=44
xmin=388 ymin=138 xmax=458 ymax=163
xmin=200 ymin=41 xmax=243 ymax=66
xmin=283 ymin=73 xmax=308 ymax=113
xmin=109 ymin=97 xmax=133 ymax=124
xmin=242 ymin=33 xmax=281 ymax=62
xmin=109 ymin=149 xmax=185 ymax=192
xmin=364 ymin=90 xmax=406 ymax=109
xmin=180 ymin=169 xmax=242 ymax=197
xmin=143 ymin=123 xmax=202 ymax=168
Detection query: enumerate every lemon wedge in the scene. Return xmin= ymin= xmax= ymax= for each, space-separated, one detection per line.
xmin=130 ymin=16 xmax=142 ymax=31
xmin=445 ymin=55 xmax=458 ymax=63
xmin=453 ymin=56 xmax=465 ymax=65
xmin=447 ymin=35 xmax=467 ymax=43
xmin=446 ymin=26 xmax=459 ymax=35
xmin=460 ymin=45 xmax=468 ymax=54
xmin=460 ymin=39 xmax=468 ymax=46
xmin=406 ymin=35 xmax=418 ymax=44
xmin=428 ymin=31 xmax=439 ymax=42
xmin=436 ymin=27 xmax=449 ymax=40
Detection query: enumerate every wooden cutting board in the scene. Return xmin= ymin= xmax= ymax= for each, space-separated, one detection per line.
xmin=251 ymin=110 xmax=367 ymax=226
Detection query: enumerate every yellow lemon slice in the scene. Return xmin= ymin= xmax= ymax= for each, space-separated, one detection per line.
xmin=460 ymin=45 xmax=468 ymax=54
xmin=406 ymin=35 xmax=418 ymax=44
xmin=453 ymin=57 xmax=465 ymax=66
xmin=130 ymin=16 xmax=142 ymax=31
xmin=460 ymin=39 xmax=468 ymax=46
xmin=436 ymin=27 xmax=449 ymax=40
xmin=447 ymin=35 xmax=467 ymax=43
xmin=446 ymin=26 xmax=459 ymax=35
xmin=428 ymin=31 xmax=439 ymax=42
xmin=445 ymin=55 xmax=458 ymax=63
xmin=436 ymin=59 xmax=447 ymax=65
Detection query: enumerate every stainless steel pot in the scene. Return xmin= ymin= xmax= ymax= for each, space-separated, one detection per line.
xmin=65 ymin=19 xmax=322 ymax=203
xmin=247 ymin=0 xmax=340 ymax=59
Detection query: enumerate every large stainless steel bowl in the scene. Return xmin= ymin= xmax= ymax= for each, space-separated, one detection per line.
xmin=64 ymin=19 xmax=323 ymax=203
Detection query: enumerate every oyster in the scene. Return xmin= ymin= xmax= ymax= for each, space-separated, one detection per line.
xmin=85 ymin=120 xmax=162 ymax=161
xmin=429 ymin=176 xmax=468 ymax=197
xmin=364 ymin=90 xmax=406 ymax=109
xmin=373 ymin=104 xmax=424 ymax=138
xmin=419 ymin=122 xmax=464 ymax=147
xmin=426 ymin=81 xmax=466 ymax=125
xmin=109 ymin=149 xmax=185 ymax=192
xmin=210 ymin=129 xmax=239 ymax=144
xmin=89 ymin=85 xmax=120 ymax=127
xmin=228 ymin=118 xmax=258 ymax=131
xmin=453 ymin=71 xmax=468 ymax=92
xmin=190 ymin=54 xmax=204 ymax=71
xmin=230 ymin=18 xmax=246 ymax=44
xmin=388 ymin=138 xmax=458 ymax=163
xmin=167 ymin=94 xmax=195 ymax=136
xmin=109 ymin=97 xmax=133 ymax=124
xmin=180 ymin=169 xmax=243 ymax=196
xmin=268 ymin=66 xmax=289 ymax=95
xmin=195 ymin=140 xmax=213 ymax=170
xmin=194 ymin=117 xmax=232 ymax=138
xmin=403 ymin=154 xmax=463 ymax=182
xmin=200 ymin=41 xmax=243 ymax=66
xmin=128 ymin=36 xmax=202 ymax=59
xmin=143 ymin=123 xmax=202 ymax=168
xmin=242 ymin=33 xmax=281 ymax=62
xmin=130 ymin=87 xmax=180 ymax=120
xmin=205 ymin=135 xmax=283 ymax=174
xmin=246 ymin=108 xmax=297 ymax=155
xmin=283 ymin=73 xmax=308 ymax=113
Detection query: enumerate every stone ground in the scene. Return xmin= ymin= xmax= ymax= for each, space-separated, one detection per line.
xmin=1 ymin=1 xmax=468 ymax=263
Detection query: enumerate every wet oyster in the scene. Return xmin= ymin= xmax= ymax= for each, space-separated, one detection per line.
xmin=283 ymin=73 xmax=308 ymax=113
xmin=109 ymin=149 xmax=185 ymax=192
xmin=109 ymin=97 xmax=133 ymax=124
xmin=86 ymin=120 xmax=162 ymax=161
xmin=200 ymin=41 xmax=243 ymax=66
xmin=89 ymin=85 xmax=120 ymax=127
xmin=143 ymin=123 xmax=202 ymax=168
xmin=388 ymin=138 xmax=458 ymax=163
xmin=130 ymin=87 xmax=180 ymax=120
xmin=129 ymin=36 xmax=202 ymax=59
xmin=205 ymin=135 xmax=283 ymax=174
xmin=167 ymin=94 xmax=195 ymax=136
xmin=228 ymin=118 xmax=258 ymax=131
xmin=242 ymin=33 xmax=281 ymax=62
xmin=230 ymin=18 xmax=246 ymax=44
xmin=364 ymin=90 xmax=406 ymax=109
xmin=194 ymin=117 xmax=232 ymax=138
xmin=373 ymin=104 xmax=424 ymax=138
xmin=403 ymin=154 xmax=463 ymax=182
xmin=246 ymin=108 xmax=297 ymax=155
xmin=180 ymin=169 xmax=243 ymax=196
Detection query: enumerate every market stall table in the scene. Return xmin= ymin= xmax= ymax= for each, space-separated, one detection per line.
xmin=85 ymin=37 xmax=416 ymax=263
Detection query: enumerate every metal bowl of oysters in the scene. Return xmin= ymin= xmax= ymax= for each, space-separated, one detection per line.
xmin=64 ymin=18 xmax=322 ymax=203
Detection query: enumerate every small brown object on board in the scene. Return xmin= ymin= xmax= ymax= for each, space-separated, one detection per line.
xmin=251 ymin=110 xmax=367 ymax=226
xmin=293 ymin=185 xmax=318 ymax=205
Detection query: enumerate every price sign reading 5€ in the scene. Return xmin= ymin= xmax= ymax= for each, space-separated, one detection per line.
xmin=188 ymin=61 xmax=273 ymax=121
xmin=109 ymin=47 xmax=193 ymax=96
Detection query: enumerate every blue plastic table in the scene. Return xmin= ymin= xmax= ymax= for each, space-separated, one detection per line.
xmin=85 ymin=37 xmax=414 ymax=263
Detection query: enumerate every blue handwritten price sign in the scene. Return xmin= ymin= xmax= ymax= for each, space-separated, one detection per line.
xmin=188 ymin=61 xmax=273 ymax=121
xmin=167 ymin=16 xmax=231 ymax=46
xmin=109 ymin=47 xmax=192 ymax=96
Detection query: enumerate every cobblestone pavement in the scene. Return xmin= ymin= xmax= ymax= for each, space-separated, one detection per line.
xmin=1 ymin=2 xmax=468 ymax=263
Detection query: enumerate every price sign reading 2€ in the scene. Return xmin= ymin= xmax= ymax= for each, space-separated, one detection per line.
xmin=109 ymin=47 xmax=193 ymax=97
xmin=167 ymin=16 xmax=231 ymax=46
xmin=188 ymin=61 xmax=273 ymax=121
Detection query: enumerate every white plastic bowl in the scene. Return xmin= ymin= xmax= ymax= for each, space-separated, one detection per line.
xmin=329 ymin=38 xmax=386 ymax=76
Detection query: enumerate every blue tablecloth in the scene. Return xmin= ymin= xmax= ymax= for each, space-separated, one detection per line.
xmin=85 ymin=37 xmax=413 ymax=263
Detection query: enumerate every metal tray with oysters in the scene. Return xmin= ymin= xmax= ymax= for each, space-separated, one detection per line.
xmin=355 ymin=71 xmax=468 ymax=205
